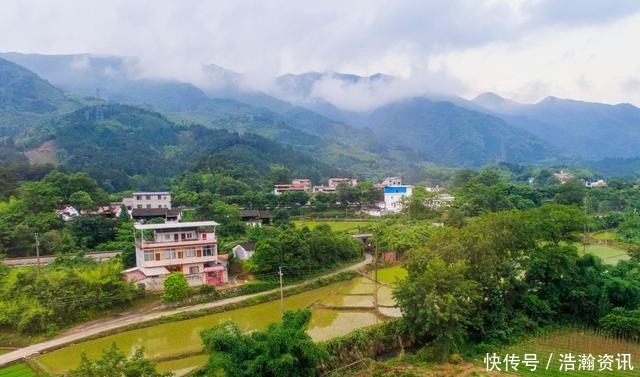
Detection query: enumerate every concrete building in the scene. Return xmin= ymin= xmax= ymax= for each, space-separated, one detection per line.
xmin=586 ymin=179 xmax=608 ymax=188
xmin=232 ymin=242 xmax=256 ymax=261
xmin=328 ymin=178 xmax=358 ymax=188
xmin=381 ymin=177 xmax=402 ymax=186
xmin=123 ymin=192 xmax=171 ymax=212
xmin=553 ymin=171 xmax=575 ymax=184
xmin=273 ymin=179 xmax=312 ymax=195
xmin=124 ymin=221 xmax=227 ymax=290
xmin=384 ymin=185 xmax=413 ymax=212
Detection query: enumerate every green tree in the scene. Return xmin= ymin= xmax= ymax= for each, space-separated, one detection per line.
xmin=555 ymin=179 xmax=585 ymax=205
xmin=200 ymin=309 xmax=328 ymax=377
xmin=69 ymin=191 xmax=95 ymax=211
xmin=394 ymin=256 xmax=479 ymax=358
xmin=249 ymin=229 xmax=311 ymax=274
xmin=69 ymin=343 xmax=172 ymax=377
xmin=162 ymin=272 xmax=189 ymax=302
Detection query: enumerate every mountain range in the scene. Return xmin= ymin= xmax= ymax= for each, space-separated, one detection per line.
xmin=2 ymin=51 xmax=640 ymax=181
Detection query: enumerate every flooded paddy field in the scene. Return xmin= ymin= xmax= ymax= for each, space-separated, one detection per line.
xmin=37 ymin=266 xmax=408 ymax=375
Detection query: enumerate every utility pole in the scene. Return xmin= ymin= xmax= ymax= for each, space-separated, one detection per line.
xmin=34 ymin=233 xmax=41 ymax=275
xmin=279 ymin=266 xmax=284 ymax=315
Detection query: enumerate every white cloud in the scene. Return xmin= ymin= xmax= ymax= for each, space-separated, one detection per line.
xmin=0 ymin=0 xmax=639 ymax=107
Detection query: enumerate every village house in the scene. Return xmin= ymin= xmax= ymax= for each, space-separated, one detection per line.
xmin=328 ymin=177 xmax=358 ymax=187
xmin=232 ymin=242 xmax=256 ymax=261
xmin=553 ymin=170 xmax=575 ymax=184
xmin=55 ymin=205 xmax=79 ymax=221
xmin=426 ymin=185 xmax=444 ymax=192
xmin=314 ymin=177 xmax=358 ymax=193
xmin=585 ymin=179 xmax=608 ymax=188
xmin=123 ymin=191 xmax=172 ymax=213
xmin=375 ymin=176 xmax=402 ymax=189
xmin=428 ymin=193 xmax=455 ymax=209
xmin=123 ymin=221 xmax=227 ymax=290
xmin=130 ymin=207 xmax=183 ymax=223
xmin=273 ymin=179 xmax=312 ymax=195
xmin=239 ymin=209 xmax=272 ymax=226
xmin=384 ymin=185 xmax=413 ymax=212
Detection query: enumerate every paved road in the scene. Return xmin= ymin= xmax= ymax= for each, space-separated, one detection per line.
xmin=2 ymin=251 xmax=120 ymax=267
xmin=0 ymin=254 xmax=372 ymax=367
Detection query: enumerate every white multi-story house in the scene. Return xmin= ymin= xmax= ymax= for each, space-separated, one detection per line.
xmin=123 ymin=221 xmax=227 ymax=289
xmin=384 ymin=185 xmax=413 ymax=212
xmin=123 ymin=192 xmax=172 ymax=211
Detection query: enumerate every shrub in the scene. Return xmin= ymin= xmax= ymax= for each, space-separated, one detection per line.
xmin=162 ymin=272 xmax=189 ymax=302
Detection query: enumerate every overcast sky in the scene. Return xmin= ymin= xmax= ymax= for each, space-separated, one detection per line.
xmin=1 ymin=0 xmax=640 ymax=107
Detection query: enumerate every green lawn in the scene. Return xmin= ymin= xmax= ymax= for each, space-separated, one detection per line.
xmin=293 ymin=220 xmax=376 ymax=233
xmin=0 ymin=363 xmax=36 ymax=377
xmin=493 ymin=329 xmax=640 ymax=376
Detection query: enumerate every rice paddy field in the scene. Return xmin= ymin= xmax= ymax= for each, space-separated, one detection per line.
xmin=0 ymin=364 xmax=36 ymax=377
xmin=34 ymin=268 xmax=404 ymax=375
xmin=492 ymin=329 xmax=640 ymax=376
xmin=583 ymin=244 xmax=629 ymax=264
xmin=591 ymin=231 xmax=617 ymax=241
xmin=293 ymin=220 xmax=377 ymax=233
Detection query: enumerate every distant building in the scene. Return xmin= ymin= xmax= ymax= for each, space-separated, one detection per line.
xmin=429 ymin=193 xmax=455 ymax=208
xmin=425 ymin=185 xmax=444 ymax=193
xmin=359 ymin=205 xmax=383 ymax=217
xmin=314 ymin=177 xmax=358 ymax=193
xmin=124 ymin=221 xmax=227 ymax=289
xmin=131 ymin=208 xmax=183 ymax=223
xmin=232 ymin=242 xmax=256 ymax=261
xmin=95 ymin=203 xmax=124 ymax=218
xmin=274 ymin=179 xmax=312 ymax=195
xmin=382 ymin=177 xmax=402 ymax=186
xmin=55 ymin=205 xmax=79 ymax=221
xmin=586 ymin=179 xmax=608 ymax=188
xmin=553 ymin=170 xmax=575 ymax=184
xmin=328 ymin=178 xmax=358 ymax=188
xmin=312 ymin=185 xmax=336 ymax=193
xmin=239 ymin=209 xmax=272 ymax=226
xmin=123 ymin=192 xmax=171 ymax=212
xmin=384 ymin=185 xmax=413 ymax=212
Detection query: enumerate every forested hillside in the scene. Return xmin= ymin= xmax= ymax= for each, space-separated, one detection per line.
xmin=0 ymin=57 xmax=81 ymax=138
xmin=41 ymin=104 xmax=341 ymax=191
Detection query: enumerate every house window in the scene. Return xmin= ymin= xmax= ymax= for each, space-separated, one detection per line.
xmin=203 ymin=246 xmax=213 ymax=256
xmin=157 ymin=195 xmax=162 ymax=200
xmin=186 ymin=233 xmax=193 ymax=239
xmin=137 ymin=204 xmax=142 ymax=209
xmin=136 ymin=195 xmax=141 ymax=200
xmin=186 ymin=248 xmax=196 ymax=257
xmin=163 ymin=234 xmax=171 ymax=241
xmin=126 ymin=206 xmax=132 ymax=210
xmin=147 ymin=204 xmax=152 ymax=208
xmin=146 ymin=195 xmax=151 ymax=200
xmin=144 ymin=252 xmax=154 ymax=261
xmin=164 ymin=248 xmax=176 ymax=259
xmin=189 ymin=266 xmax=199 ymax=274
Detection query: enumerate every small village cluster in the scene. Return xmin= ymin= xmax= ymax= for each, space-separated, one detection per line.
xmin=274 ymin=176 xmax=454 ymax=216
xmin=46 ymin=170 xmax=610 ymax=291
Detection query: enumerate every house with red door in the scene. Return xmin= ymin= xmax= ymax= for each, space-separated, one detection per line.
xmin=123 ymin=221 xmax=228 ymax=289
